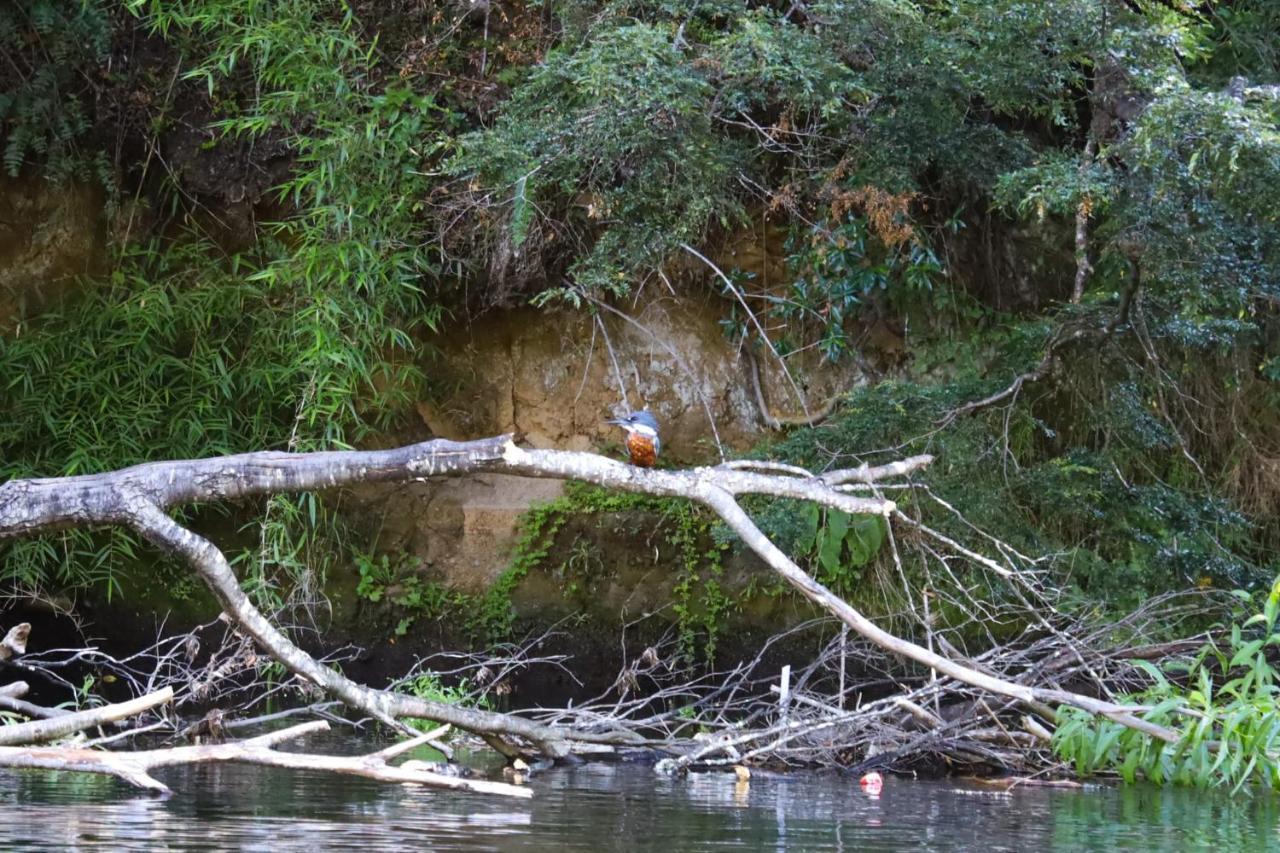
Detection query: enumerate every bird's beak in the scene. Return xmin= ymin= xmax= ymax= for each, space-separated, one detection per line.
xmin=604 ymin=418 xmax=625 ymax=426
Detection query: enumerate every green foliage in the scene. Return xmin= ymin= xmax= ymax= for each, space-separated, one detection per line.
xmin=663 ymin=496 xmax=731 ymax=661
xmin=774 ymin=211 xmax=942 ymax=361
xmin=0 ymin=236 xmax=364 ymax=593
xmin=132 ymin=0 xmax=450 ymax=445
xmin=455 ymin=22 xmax=743 ymax=297
xmin=503 ymin=482 xmax=732 ymax=662
xmin=2 ymin=1 xmax=457 ymax=599
xmin=1 ymin=242 xmax=298 ymax=479
xmin=1117 ymin=85 xmax=1280 ymax=328
xmin=1054 ymin=575 xmax=1280 ymax=791
xmin=392 ymin=670 xmax=492 ymax=727
xmin=0 ymin=0 xmax=111 ymax=183
xmin=3 ymin=0 xmax=1278 ymax=658
xmin=994 ymin=152 xmax=1115 ymax=220
xmin=764 ymin=370 xmax=1267 ymax=615
xmin=793 ymin=505 xmax=887 ymax=596
xmin=1194 ymin=1 xmax=1280 ymax=86
xmin=353 ymin=550 xmax=518 ymax=644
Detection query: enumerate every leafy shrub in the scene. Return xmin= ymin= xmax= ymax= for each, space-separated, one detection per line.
xmin=0 ymin=0 xmax=111 ymax=182
xmin=1054 ymin=575 xmax=1280 ymax=791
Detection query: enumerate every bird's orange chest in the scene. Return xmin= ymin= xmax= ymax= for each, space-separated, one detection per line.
xmin=626 ymin=433 xmax=658 ymax=468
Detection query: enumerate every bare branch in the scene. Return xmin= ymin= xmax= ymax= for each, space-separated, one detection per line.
xmin=0 ymin=435 xmax=1181 ymax=758
xmin=0 ymin=692 xmax=70 ymax=721
xmin=0 ymin=721 xmax=530 ymax=798
xmin=1071 ymin=138 xmax=1097 ymax=304
xmin=821 ymin=454 xmax=934 ymax=485
xmin=0 ymin=682 xmax=29 ymax=698
xmin=696 ymin=486 xmax=1179 ymax=743
xmin=122 ymin=499 xmax=621 ymax=757
xmin=0 ymin=688 xmax=173 ymax=747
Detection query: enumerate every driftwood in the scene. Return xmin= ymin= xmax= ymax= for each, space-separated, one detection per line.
xmin=0 ymin=719 xmax=530 ymax=798
xmin=1 ymin=622 xmax=30 ymax=661
xmin=0 ymin=687 xmax=173 ymax=747
xmin=0 ymin=435 xmax=1182 ymax=763
xmin=0 ymin=676 xmax=527 ymax=797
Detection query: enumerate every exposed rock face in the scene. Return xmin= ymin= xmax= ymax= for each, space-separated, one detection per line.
xmin=390 ymin=294 xmax=758 ymax=594
xmin=418 ymin=295 xmax=761 ymax=462
xmin=418 ymin=292 xmax=865 ymax=462
xmin=394 ymin=291 xmax=865 ymax=593
xmin=0 ymin=177 xmax=105 ymax=329
xmin=362 ymin=473 xmax=567 ymax=592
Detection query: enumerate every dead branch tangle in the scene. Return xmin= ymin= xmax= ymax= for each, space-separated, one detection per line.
xmin=0 ymin=435 xmax=1181 ymax=765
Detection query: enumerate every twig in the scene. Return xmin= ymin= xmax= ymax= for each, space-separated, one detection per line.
xmin=680 ymin=242 xmax=813 ymax=422
xmin=821 ymin=454 xmax=934 ymax=485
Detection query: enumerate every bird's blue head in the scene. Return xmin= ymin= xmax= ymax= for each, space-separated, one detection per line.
xmin=606 ymin=410 xmax=660 ymax=436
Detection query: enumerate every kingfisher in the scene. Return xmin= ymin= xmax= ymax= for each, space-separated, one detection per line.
xmin=606 ymin=410 xmax=661 ymax=468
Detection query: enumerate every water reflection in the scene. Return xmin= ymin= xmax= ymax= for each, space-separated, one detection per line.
xmin=1 ymin=738 xmax=1278 ymax=851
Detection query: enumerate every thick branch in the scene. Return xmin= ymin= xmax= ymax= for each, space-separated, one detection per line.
xmin=937 ymin=327 xmax=1100 ymax=426
xmin=0 ymin=437 xmax=889 ymax=539
xmin=0 ymin=680 xmax=68 ymax=721
xmin=123 ymin=501 xmax=627 ymax=757
xmin=0 ymin=436 xmax=1179 ymax=752
xmin=695 ymin=487 xmax=1178 ymax=742
xmin=0 ymin=693 xmax=70 ymax=721
xmin=0 ymin=687 xmax=173 ymax=746
xmin=0 ymin=437 xmax=513 ymax=538
xmin=821 ymin=455 xmax=934 ymax=486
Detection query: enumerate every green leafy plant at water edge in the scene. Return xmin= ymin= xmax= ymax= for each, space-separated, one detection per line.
xmin=1054 ymin=574 xmax=1280 ymax=791
xmin=392 ymin=670 xmax=492 ymax=730
xmin=663 ymin=497 xmax=732 ymax=662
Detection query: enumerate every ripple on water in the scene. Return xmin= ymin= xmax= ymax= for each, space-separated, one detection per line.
xmin=1 ymin=739 xmax=1279 ymax=851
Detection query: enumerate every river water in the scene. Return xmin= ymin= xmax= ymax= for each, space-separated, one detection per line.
xmin=2 ymin=736 xmax=1278 ymax=851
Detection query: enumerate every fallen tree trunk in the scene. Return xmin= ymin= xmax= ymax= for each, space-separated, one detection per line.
xmin=0 ymin=435 xmax=1180 ymax=755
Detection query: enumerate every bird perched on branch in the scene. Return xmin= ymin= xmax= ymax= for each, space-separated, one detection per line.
xmin=606 ymin=410 xmax=661 ymax=468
